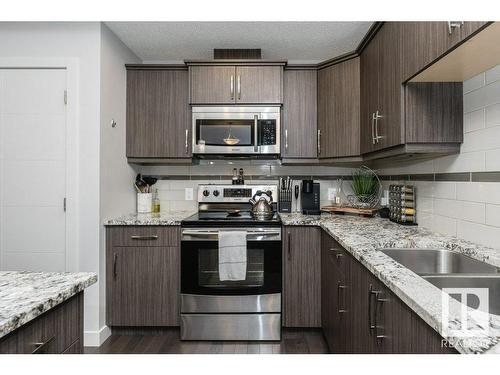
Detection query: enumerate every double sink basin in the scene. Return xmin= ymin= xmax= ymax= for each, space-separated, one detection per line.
xmin=380 ymin=248 xmax=500 ymax=316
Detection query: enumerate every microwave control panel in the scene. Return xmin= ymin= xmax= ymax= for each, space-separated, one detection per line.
xmin=258 ymin=120 xmax=276 ymax=145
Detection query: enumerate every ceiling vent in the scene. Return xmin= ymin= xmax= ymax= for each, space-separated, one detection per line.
xmin=213 ymin=49 xmax=262 ymax=59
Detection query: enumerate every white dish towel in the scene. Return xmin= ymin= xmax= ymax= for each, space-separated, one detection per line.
xmin=218 ymin=231 xmax=247 ymax=281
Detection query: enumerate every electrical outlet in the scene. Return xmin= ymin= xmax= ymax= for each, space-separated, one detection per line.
xmin=185 ymin=188 xmax=194 ymax=201
xmin=328 ymin=188 xmax=337 ymax=201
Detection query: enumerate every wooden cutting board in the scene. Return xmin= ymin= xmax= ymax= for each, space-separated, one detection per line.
xmin=321 ymin=205 xmax=379 ymax=217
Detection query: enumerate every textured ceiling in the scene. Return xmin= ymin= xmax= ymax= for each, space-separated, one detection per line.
xmin=105 ymin=22 xmax=373 ymax=64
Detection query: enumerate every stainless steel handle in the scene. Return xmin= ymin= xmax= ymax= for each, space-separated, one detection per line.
xmin=130 ymin=235 xmax=159 ymax=240
xmin=317 ymin=129 xmax=321 ymax=155
xmin=336 ymin=253 xmax=343 ymax=259
xmin=113 ymin=253 xmax=118 ymax=279
xmin=254 ymin=115 xmax=259 ymax=152
xmin=285 ymin=129 xmax=288 ymax=151
xmin=447 ymin=21 xmax=464 ymax=34
xmin=287 ymin=231 xmax=291 ymax=261
xmin=182 ymin=229 xmax=281 ymax=237
xmin=371 ymin=112 xmax=376 ymax=145
xmin=368 ymin=284 xmax=377 ymax=330
xmin=185 ymin=129 xmax=189 ymax=154
xmin=337 ymin=281 xmax=347 ymax=313
xmin=230 ymin=75 xmax=234 ymax=100
xmin=32 ymin=336 xmax=55 ymax=354
xmin=374 ymin=294 xmax=388 ymax=341
xmin=374 ymin=110 xmax=383 ymax=143
xmin=237 ymin=75 xmax=241 ymax=100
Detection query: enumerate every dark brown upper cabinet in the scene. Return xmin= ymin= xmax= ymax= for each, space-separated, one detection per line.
xmin=189 ymin=66 xmax=236 ymax=104
xmin=360 ymin=22 xmax=404 ymax=155
xmin=360 ymin=22 xmax=464 ymax=159
xmin=126 ymin=68 xmax=191 ymax=163
xmin=283 ymin=226 xmax=321 ymax=328
xmin=318 ymin=57 xmax=361 ymax=160
xmin=282 ymin=69 xmax=318 ymax=160
xmin=401 ymin=21 xmax=490 ymax=81
xmin=189 ymin=64 xmax=283 ymax=105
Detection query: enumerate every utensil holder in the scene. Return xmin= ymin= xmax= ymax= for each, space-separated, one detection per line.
xmin=137 ymin=193 xmax=152 ymax=213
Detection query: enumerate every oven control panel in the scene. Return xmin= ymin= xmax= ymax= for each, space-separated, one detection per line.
xmin=198 ymin=184 xmax=278 ymax=203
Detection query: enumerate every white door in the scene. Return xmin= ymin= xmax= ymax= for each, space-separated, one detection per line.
xmin=0 ymin=68 xmax=67 ymax=271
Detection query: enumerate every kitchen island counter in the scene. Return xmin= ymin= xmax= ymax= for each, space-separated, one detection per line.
xmin=0 ymin=271 xmax=97 ymax=340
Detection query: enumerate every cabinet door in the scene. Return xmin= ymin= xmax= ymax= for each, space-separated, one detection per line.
xmin=107 ymin=246 xmax=179 ymax=326
xmin=236 ymin=66 xmax=283 ymax=104
xmin=282 ymin=69 xmax=318 ymax=158
xmin=189 ymin=66 xmax=236 ymax=104
xmin=126 ymin=70 xmax=191 ymax=158
xmin=375 ymin=22 xmax=404 ymax=150
xmin=317 ymin=58 xmax=360 ymax=158
xmin=283 ymin=227 xmax=321 ymax=327
xmin=369 ymin=276 xmax=394 ymax=353
xmin=401 ymin=22 xmax=489 ymax=81
xmin=349 ymin=255 xmax=375 ymax=354
xmin=392 ymin=298 xmax=457 ymax=354
xmin=360 ymin=31 xmax=380 ymax=154
xmin=461 ymin=21 xmax=489 ymax=40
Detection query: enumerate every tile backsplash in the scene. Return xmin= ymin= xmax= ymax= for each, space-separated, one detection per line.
xmin=150 ymin=176 xmax=356 ymax=212
xmin=378 ymin=63 xmax=500 ymax=250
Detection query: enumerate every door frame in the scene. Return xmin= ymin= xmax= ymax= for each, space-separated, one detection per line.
xmin=0 ymin=58 xmax=79 ymax=271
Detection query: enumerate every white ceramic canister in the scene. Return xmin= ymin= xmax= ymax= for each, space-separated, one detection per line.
xmin=137 ymin=193 xmax=152 ymax=213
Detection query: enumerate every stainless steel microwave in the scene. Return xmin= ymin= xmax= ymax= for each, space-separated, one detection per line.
xmin=192 ymin=106 xmax=280 ymax=156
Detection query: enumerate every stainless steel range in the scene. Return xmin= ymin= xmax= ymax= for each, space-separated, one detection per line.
xmin=180 ymin=184 xmax=281 ymax=341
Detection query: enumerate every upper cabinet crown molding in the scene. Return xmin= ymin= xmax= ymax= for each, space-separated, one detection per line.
xmin=185 ymin=59 xmax=287 ymax=66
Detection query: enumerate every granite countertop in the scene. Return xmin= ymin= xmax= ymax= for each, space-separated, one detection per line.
xmin=104 ymin=210 xmax=500 ymax=353
xmin=281 ymin=213 xmax=500 ymax=354
xmin=104 ymin=211 xmax=196 ymax=226
xmin=0 ymin=271 xmax=97 ymax=339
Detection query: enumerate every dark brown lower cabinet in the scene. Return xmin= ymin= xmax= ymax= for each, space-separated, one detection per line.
xmin=283 ymin=226 xmax=321 ymax=327
xmin=321 ymin=230 xmax=457 ymax=354
xmin=0 ymin=292 xmax=83 ymax=354
xmin=106 ymin=226 xmax=180 ymax=327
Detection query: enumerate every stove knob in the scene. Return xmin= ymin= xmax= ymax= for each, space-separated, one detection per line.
xmin=213 ymin=190 xmax=220 ymax=197
xmin=203 ymin=190 xmax=210 ymax=197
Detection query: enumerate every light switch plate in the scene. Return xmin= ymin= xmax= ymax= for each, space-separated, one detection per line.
xmin=328 ymin=188 xmax=337 ymax=201
xmin=185 ymin=188 xmax=194 ymax=201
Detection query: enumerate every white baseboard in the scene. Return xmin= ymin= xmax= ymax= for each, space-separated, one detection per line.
xmin=84 ymin=325 xmax=112 ymax=347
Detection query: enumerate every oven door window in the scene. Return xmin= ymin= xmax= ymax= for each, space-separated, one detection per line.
xmin=198 ymin=248 xmax=264 ymax=288
xmin=196 ymin=119 xmax=254 ymax=146
xmin=181 ymin=240 xmax=281 ymax=296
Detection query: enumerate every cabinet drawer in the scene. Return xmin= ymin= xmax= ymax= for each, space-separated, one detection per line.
xmin=62 ymin=339 xmax=81 ymax=354
xmin=325 ymin=237 xmax=349 ymax=276
xmin=109 ymin=226 xmax=179 ymax=247
xmin=0 ymin=293 xmax=83 ymax=354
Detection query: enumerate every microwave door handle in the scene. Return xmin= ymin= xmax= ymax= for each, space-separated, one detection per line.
xmin=254 ymin=115 xmax=259 ymax=153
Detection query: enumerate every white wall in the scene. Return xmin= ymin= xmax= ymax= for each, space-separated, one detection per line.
xmin=0 ymin=22 xmax=140 ymax=346
xmin=98 ymin=23 xmax=140 ymax=343
xmin=0 ymin=21 xmax=102 ymax=343
xmin=378 ymin=64 xmax=500 ymax=250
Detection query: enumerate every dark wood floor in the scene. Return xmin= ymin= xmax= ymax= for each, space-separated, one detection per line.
xmin=84 ymin=328 xmax=329 ymax=354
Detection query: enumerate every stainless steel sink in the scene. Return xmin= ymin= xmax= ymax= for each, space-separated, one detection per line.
xmin=380 ymin=248 xmax=499 ymax=275
xmin=423 ymin=274 xmax=500 ymax=316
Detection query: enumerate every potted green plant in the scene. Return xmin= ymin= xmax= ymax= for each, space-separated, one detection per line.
xmin=348 ymin=166 xmax=381 ymax=208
